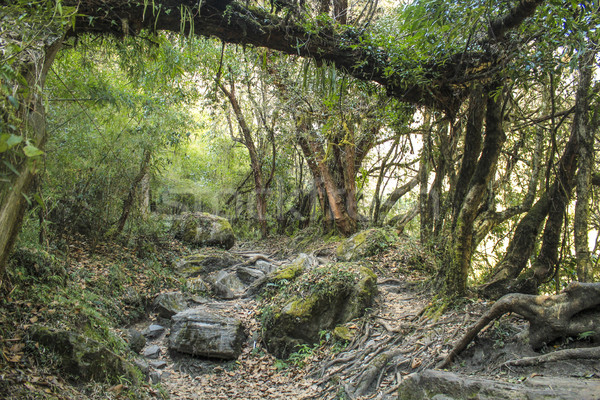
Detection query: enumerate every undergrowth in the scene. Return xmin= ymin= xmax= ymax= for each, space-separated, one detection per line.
xmin=0 ymin=224 xmax=190 ymax=399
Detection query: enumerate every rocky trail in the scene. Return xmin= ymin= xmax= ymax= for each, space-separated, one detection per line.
xmin=2 ymin=223 xmax=600 ymax=400
xmin=128 ymin=236 xmax=600 ymax=400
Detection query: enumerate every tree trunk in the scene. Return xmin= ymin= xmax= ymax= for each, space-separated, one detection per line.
xmin=115 ymin=148 xmax=152 ymax=235
xmin=574 ymin=51 xmax=596 ymax=282
xmin=442 ymin=85 xmax=506 ymax=297
xmin=0 ymin=37 xmax=62 ymax=278
xmin=296 ymin=117 xmax=359 ymax=236
xmin=481 ymin=64 xmax=590 ymax=298
xmin=219 ymin=82 xmax=268 ymax=238
xmin=376 ymin=177 xmax=419 ymax=225
xmin=451 ymin=87 xmax=485 ymax=228
xmin=419 ymin=113 xmax=432 ymax=244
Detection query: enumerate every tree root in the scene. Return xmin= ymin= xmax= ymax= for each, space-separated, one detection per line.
xmin=438 ymin=282 xmax=600 ymax=369
xmin=503 ymin=346 xmax=600 ymax=367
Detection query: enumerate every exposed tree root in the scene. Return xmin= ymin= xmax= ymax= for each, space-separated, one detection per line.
xmin=502 ymin=346 xmax=600 ymax=367
xmin=438 ymin=282 xmax=600 ymax=369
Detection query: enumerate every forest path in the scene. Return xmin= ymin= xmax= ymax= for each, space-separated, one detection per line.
xmin=134 ymin=239 xmax=600 ymax=400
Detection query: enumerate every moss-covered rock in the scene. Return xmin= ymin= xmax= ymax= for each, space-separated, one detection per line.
xmin=336 ymin=228 xmax=398 ymax=261
xmin=172 ymin=212 xmax=235 ymax=250
xmin=31 ymin=327 xmax=140 ymax=383
xmin=174 ymin=249 xmax=242 ymax=278
xmin=272 ymin=253 xmax=317 ymax=282
xmin=262 ymin=263 xmax=377 ymax=358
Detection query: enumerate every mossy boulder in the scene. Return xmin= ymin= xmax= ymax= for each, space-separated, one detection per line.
xmin=336 ymin=228 xmax=398 ymax=261
xmin=31 ymin=327 xmax=139 ymax=383
xmin=174 ymin=249 xmax=242 ymax=278
xmin=172 ymin=212 xmax=235 ymax=250
xmin=263 ymin=263 xmax=377 ymax=358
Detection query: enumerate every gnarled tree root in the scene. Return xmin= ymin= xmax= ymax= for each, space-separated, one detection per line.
xmin=503 ymin=346 xmax=600 ymax=367
xmin=438 ymin=282 xmax=600 ymax=369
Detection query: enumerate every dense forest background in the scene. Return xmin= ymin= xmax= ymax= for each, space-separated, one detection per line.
xmin=1 ymin=0 xmax=600 ymax=398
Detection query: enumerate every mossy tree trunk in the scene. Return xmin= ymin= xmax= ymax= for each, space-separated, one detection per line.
xmin=441 ymin=84 xmax=506 ymax=297
xmin=574 ymin=50 xmax=597 ymax=283
xmin=481 ymin=54 xmax=594 ymax=298
xmin=0 ymin=36 xmax=62 ymax=280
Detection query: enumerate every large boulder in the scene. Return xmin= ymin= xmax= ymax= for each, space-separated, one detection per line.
xmin=336 ymin=228 xmax=397 ymax=261
xmin=169 ymin=308 xmax=245 ymax=360
xmin=174 ymin=249 xmax=242 ymax=278
xmin=397 ymin=369 xmax=600 ymax=400
xmin=172 ymin=212 xmax=235 ymax=250
xmin=263 ymin=263 xmax=377 ymax=358
xmin=31 ymin=327 xmax=139 ymax=383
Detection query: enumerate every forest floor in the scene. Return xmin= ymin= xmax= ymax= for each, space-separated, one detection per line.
xmin=1 ymin=234 xmax=600 ymax=399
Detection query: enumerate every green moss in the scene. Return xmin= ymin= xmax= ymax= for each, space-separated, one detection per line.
xmin=333 ymin=326 xmax=353 ymax=341
xmin=274 ymin=263 xmax=305 ymax=281
xmin=262 ymin=262 xmax=378 ymax=358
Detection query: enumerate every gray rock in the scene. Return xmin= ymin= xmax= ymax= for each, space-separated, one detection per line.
xmin=169 ymin=308 xmax=244 ymax=359
xmin=172 ymin=212 xmax=235 ymax=250
xmin=142 ymin=324 xmax=166 ymax=339
xmin=255 ymin=260 xmax=276 ymax=274
xmin=149 ymin=360 xmax=167 ymax=369
xmin=143 ymin=345 xmax=161 ymax=359
xmin=149 ymin=371 xmax=161 ymax=384
xmin=175 ymin=250 xmax=243 ymax=277
xmin=127 ymin=329 xmax=146 ymax=353
xmin=153 ymin=292 xmax=187 ymax=318
xmin=186 ymin=277 xmax=210 ymax=293
xmin=207 ymin=270 xmax=246 ymax=299
xmin=397 ymin=369 xmax=600 ymax=400
xmin=236 ymin=267 xmax=265 ymax=285
xmin=133 ymin=358 xmax=149 ymax=375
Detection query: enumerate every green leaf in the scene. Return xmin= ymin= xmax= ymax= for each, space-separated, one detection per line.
xmin=7 ymin=134 xmax=23 ymax=149
xmin=7 ymin=95 xmax=18 ymax=109
xmin=23 ymin=144 xmax=44 ymax=157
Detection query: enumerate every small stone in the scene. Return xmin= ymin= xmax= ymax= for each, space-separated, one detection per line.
xmin=133 ymin=358 xmax=149 ymax=375
xmin=143 ymin=345 xmax=161 ymax=359
xmin=127 ymin=329 xmax=146 ymax=353
xmin=149 ymin=371 xmax=161 ymax=384
xmin=161 ymin=371 xmax=172 ymax=380
xmin=255 ymin=260 xmax=276 ymax=274
xmin=150 ymin=360 xmax=167 ymax=369
xmin=142 ymin=324 xmax=165 ymax=339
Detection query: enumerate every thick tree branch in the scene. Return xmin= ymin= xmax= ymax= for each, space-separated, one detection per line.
xmin=488 ymin=0 xmax=546 ymax=41
xmin=67 ymin=0 xmax=545 ymax=112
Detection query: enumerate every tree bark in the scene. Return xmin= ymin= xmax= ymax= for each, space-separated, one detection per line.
xmin=0 ymin=36 xmax=62 ymax=278
xmin=219 ymin=82 xmax=268 ymax=238
xmin=451 ymin=87 xmax=485 ymax=228
xmin=442 ymin=85 xmax=506 ymax=297
xmin=481 ymin=67 xmax=588 ymax=298
xmin=574 ymin=51 xmax=596 ymax=282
